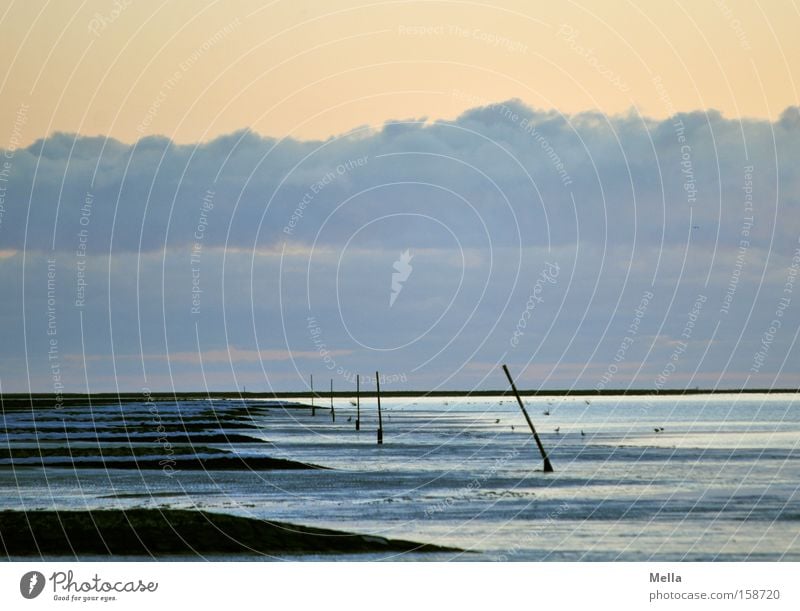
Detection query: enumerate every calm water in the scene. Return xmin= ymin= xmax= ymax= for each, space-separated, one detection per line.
xmin=2 ymin=393 xmax=799 ymax=561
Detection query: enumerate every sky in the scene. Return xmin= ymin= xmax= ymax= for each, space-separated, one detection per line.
xmin=1 ymin=1 xmax=799 ymax=392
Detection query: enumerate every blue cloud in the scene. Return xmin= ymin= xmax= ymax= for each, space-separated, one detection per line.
xmin=1 ymin=102 xmax=799 ymax=391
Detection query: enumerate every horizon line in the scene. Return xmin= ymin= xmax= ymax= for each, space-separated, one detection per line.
xmin=6 ymin=101 xmax=799 ymax=151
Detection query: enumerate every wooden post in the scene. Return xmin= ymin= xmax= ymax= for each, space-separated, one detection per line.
xmin=310 ymin=374 xmax=315 ymax=417
xmin=330 ymin=379 xmax=335 ymax=422
xmin=502 ymin=364 xmax=553 ymax=473
xmin=376 ymin=371 xmax=383 ymax=444
xmin=355 ymin=374 xmax=361 ymax=431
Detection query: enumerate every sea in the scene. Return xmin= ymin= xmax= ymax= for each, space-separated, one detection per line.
xmin=1 ymin=393 xmax=798 ymax=561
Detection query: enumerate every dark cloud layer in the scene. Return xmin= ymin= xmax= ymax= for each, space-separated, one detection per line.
xmin=1 ymin=101 xmax=799 ymax=391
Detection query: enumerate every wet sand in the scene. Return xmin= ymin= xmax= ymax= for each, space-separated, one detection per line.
xmin=0 ymin=509 xmax=460 ymax=557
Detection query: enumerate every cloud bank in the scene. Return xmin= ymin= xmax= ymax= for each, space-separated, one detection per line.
xmin=1 ymin=100 xmax=799 ymax=392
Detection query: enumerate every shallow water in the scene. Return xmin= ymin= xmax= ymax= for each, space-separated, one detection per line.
xmin=1 ymin=393 xmax=798 ymax=561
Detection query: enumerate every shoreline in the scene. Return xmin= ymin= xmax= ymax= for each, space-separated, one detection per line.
xmin=1 ymin=387 xmax=797 ymax=409
xmin=0 ymin=509 xmax=461 ymax=557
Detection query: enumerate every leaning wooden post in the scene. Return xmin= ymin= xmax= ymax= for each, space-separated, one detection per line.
xmin=330 ymin=379 xmax=335 ymax=422
xmin=376 ymin=371 xmax=383 ymax=444
xmin=310 ymin=374 xmax=315 ymax=417
xmin=502 ymin=364 xmax=553 ymax=473
xmin=355 ymin=374 xmax=361 ymax=431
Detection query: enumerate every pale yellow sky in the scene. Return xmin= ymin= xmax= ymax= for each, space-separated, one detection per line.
xmin=1 ymin=0 xmax=798 ymax=147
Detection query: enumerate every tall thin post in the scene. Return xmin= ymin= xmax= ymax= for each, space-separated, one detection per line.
xmin=355 ymin=374 xmax=361 ymax=431
xmin=330 ymin=379 xmax=335 ymax=422
xmin=502 ymin=364 xmax=553 ymax=473
xmin=376 ymin=371 xmax=383 ymax=444
xmin=311 ymin=374 xmax=315 ymax=417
